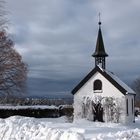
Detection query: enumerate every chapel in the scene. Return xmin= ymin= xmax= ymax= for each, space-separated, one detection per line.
xmin=71 ymin=20 xmax=135 ymax=123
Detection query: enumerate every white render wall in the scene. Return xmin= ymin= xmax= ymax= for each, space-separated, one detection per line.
xmin=74 ymin=71 xmax=135 ymax=123
xmin=125 ymin=95 xmax=135 ymax=123
xmin=74 ymin=72 xmax=125 ymax=99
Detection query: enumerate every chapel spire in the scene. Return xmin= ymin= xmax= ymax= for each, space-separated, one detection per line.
xmin=92 ymin=15 xmax=108 ymax=69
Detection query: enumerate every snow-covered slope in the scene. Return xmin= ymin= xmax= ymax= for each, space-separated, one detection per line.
xmin=0 ymin=116 xmax=140 ymax=140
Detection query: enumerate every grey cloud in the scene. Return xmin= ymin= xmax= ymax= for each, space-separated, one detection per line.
xmin=6 ymin=0 xmax=140 ymax=85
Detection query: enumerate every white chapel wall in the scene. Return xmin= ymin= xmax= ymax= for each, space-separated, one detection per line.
xmin=125 ymin=95 xmax=135 ymax=123
xmin=74 ymin=72 xmax=124 ymax=99
xmin=73 ymin=72 xmax=135 ymax=123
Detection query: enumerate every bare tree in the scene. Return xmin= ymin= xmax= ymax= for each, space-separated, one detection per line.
xmin=0 ymin=30 xmax=27 ymax=97
xmin=132 ymin=77 xmax=140 ymax=101
xmin=0 ymin=1 xmax=27 ymax=99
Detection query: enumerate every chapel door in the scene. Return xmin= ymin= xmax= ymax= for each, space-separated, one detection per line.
xmin=94 ymin=103 xmax=104 ymax=122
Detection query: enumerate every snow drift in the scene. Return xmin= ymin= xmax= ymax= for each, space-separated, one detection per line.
xmin=0 ymin=116 xmax=84 ymax=140
xmin=0 ymin=115 xmax=140 ymax=140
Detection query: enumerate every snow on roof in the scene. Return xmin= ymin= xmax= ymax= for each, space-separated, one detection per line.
xmin=105 ymin=70 xmax=135 ymax=94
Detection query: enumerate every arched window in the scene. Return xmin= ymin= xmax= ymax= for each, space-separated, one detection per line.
xmin=93 ymin=79 xmax=102 ymax=92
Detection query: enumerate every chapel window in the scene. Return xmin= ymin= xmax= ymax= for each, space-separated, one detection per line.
xmin=126 ymin=99 xmax=129 ymax=115
xmin=93 ymin=79 xmax=102 ymax=92
xmin=132 ymin=99 xmax=133 ymax=114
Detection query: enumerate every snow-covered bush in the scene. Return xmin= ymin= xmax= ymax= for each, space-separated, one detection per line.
xmin=75 ymin=95 xmax=124 ymax=123
xmin=102 ymin=97 xmax=124 ymax=123
xmin=79 ymin=96 xmax=103 ymax=121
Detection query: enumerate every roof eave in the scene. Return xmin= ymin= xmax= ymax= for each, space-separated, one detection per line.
xmin=71 ymin=66 xmax=100 ymax=95
xmin=71 ymin=66 xmax=132 ymax=96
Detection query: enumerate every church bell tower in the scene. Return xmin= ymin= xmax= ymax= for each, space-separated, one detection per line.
xmin=92 ymin=19 xmax=108 ymax=69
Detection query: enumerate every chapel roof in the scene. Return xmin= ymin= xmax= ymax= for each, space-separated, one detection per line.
xmin=71 ymin=66 xmax=135 ymax=95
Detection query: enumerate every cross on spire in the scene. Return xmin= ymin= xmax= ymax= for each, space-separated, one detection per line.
xmin=98 ymin=12 xmax=101 ymax=26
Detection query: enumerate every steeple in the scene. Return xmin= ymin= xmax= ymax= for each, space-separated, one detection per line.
xmin=92 ymin=16 xmax=108 ymax=69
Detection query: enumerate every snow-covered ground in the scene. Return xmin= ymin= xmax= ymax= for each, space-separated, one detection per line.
xmin=0 ymin=105 xmax=58 ymax=110
xmin=0 ymin=115 xmax=140 ymax=140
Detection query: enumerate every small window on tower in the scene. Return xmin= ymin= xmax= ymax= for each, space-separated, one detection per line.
xmin=93 ymin=79 xmax=102 ymax=92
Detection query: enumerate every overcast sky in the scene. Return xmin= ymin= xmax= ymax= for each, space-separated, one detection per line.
xmin=4 ymin=0 xmax=140 ymax=96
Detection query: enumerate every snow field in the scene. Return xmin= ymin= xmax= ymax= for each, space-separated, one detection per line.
xmin=91 ymin=128 xmax=140 ymax=140
xmin=0 ymin=116 xmax=140 ymax=140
